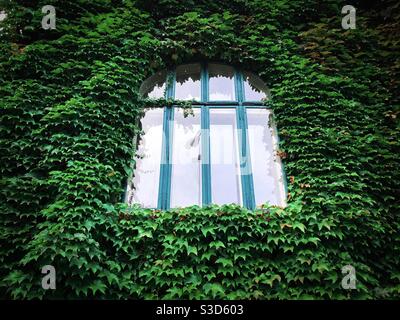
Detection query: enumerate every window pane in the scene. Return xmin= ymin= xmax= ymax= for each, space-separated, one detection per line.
xmin=139 ymin=71 xmax=167 ymax=99
xmin=209 ymin=64 xmax=236 ymax=101
xmin=247 ymin=109 xmax=285 ymax=207
xmin=170 ymin=108 xmax=201 ymax=207
xmin=127 ymin=109 xmax=163 ymax=207
xmin=243 ymin=71 xmax=269 ymax=101
xmin=210 ymin=109 xmax=241 ymax=204
xmin=175 ymin=64 xmax=201 ymax=101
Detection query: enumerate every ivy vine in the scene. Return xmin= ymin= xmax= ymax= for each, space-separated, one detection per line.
xmin=0 ymin=0 xmax=399 ymax=299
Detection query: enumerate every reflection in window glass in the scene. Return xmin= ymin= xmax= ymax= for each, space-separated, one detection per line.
xmin=127 ymin=109 xmax=163 ymax=207
xmin=139 ymin=71 xmax=167 ymax=99
xmin=243 ymin=71 xmax=269 ymax=101
xmin=170 ymin=109 xmax=201 ymax=207
xmin=210 ymin=109 xmax=241 ymax=204
xmin=247 ymin=109 xmax=285 ymax=207
xmin=209 ymin=64 xmax=236 ymax=101
xmin=175 ymin=64 xmax=201 ymax=101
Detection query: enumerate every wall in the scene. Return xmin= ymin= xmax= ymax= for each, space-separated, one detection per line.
xmin=0 ymin=0 xmax=399 ymax=299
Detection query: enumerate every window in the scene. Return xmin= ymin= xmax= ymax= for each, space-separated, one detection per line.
xmin=209 ymin=109 xmax=241 ymax=205
xmin=125 ymin=109 xmax=163 ymax=208
xmin=170 ymin=108 xmax=201 ymax=207
xmin=139 ymin=70 xmax=167 ymax=99
xmin=126 ymin=63 xmax=286 ymax=209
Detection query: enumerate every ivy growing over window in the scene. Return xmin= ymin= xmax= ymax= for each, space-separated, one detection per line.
xmin=0 ymin=0 xmax=399 ymax=299
xmin=127 ymin=63 xmax=286 ymax=210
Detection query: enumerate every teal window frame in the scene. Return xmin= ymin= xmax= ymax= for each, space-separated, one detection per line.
xmin=132 ymin=62 xmax=287 ymax=210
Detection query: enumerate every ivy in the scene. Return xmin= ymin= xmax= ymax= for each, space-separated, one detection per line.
xmin=0 ymin=0 xmax=399 ymax=299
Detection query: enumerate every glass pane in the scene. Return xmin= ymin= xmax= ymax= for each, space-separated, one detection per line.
xmin=243 ymin=71 xmax=269 ymax=101
xmin=209 ymin=63 xmax=236 ymax=101
xmin=127 ymin=109 xmax=163 ymax=207
xmin=139 ymin=70 xmax=167 ymax=99
xmin=210 ymin=109 xmax=241 ymax=204
xmin=175 ymin=64 xmax=201 ymax=101
xmin=170 ymin=108 xmax=201 ymax=207
xmin=247 ymin=109 xmax=285 ymax=207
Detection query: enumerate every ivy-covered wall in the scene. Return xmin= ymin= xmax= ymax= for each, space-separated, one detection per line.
xmin=0 ymin=0 xmax=399 ymax=299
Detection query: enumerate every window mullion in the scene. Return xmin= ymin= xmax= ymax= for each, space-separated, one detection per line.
xmin=158 ymin=70 xmax=175 ymax=210
xmin=201 ymin=105 xmax=211 ymax=205
xmin=242 ymin=107 xmax=256 ymax=210
xmin=201 ymin=63 xmax=211 ymax=205
xmin=235 ymin=71 xmax=256 ymax=209
xmin=158 ymin=108 xmax=169 ymax=209
xmin=201 ymin=62 xmax=208 ymax=102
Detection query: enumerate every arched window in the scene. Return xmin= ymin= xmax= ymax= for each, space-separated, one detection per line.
xmin=125 ymin=63 xmax=286 ymax=209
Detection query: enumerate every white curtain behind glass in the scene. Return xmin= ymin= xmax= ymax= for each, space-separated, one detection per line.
xmin=247 ymin=109 xmax=286 ymax=207
xmin=170 ymin=109 xmax=202 ymax=207
xmin=127 ymin=109 xmax=163 ymax=207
